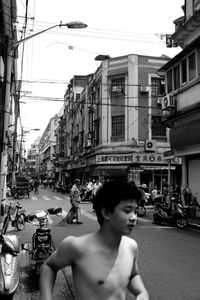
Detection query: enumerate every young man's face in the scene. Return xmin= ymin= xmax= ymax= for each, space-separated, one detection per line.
xmin=107 ymin=199 xmax=138 ymax=235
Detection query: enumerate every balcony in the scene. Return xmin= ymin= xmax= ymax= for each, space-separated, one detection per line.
xmin=173 ymin=10 xmax=200 ymax=48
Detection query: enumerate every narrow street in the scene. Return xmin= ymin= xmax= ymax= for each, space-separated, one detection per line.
xmin=7 ymin=187 xmax=200 ymax=300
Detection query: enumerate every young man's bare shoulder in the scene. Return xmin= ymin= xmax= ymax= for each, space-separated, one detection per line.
xmin=60 ymin=233 xmax=94 ymax=254
xmin=122 ymin=236 xmax=138 ymax=252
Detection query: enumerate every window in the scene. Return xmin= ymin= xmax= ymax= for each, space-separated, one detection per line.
xmin=167 ymin=69 xmax=172 ymax=93
xmin=181 ymin=58 xmax=187 ymax=84
xmin=111 ymin=77 xmax=125 ymax=96
xmin=166 ymin=51 xmax=197 ymax=93
xmin=173 ymin=65 xmax=180 ymax=90
xmin=151 ymin=77 xmax=165 ymax=96
xmin=189 ymin=52 xmax=196 ymax=81
xmin=112 ymin=115 xmax=125 ymax=137
xmin=152 ymin=116 xmax=166 ymax=138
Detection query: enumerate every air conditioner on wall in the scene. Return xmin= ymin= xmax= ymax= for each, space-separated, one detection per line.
xmin=145 ymin=140 xmax=157 ymax=152
xmin=162 ymin=94 xmax=175 ymax=110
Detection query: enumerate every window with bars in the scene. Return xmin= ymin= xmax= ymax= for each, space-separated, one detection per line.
xmin=112 ymin=115 xmax=125 ymax=137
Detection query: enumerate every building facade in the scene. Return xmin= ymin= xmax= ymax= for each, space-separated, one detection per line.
xmin=25 ymin=137 xmax=40 ymax=178
xmin=159 ymin=0 xmax=200 ymax=203
xmin=39 ymin=113 xmax=61 ymax=179
xmin=58 ymin=54 xmax=181 ymax=191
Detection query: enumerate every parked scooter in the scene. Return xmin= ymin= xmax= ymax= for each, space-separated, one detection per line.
xmin=153 ymin=198 xmax=187 ymax=228
xmin=0 ymin=209 xmax=21 ymax=299
xmin=23 ymin=210 xmax=52 ymax=277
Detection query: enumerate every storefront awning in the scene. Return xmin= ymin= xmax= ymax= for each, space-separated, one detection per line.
xmin=95 ymin=165 xmax=129 ymax=170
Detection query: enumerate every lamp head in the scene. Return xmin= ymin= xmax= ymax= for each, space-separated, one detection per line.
xmin=65 ymin=21 xmax=88 ymax=29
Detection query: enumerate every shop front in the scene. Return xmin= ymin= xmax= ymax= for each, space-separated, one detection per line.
xmin=170 ymin=113 xmax=200 ymax=197
xmin=129 ymin=153 xmax=180 ymax=191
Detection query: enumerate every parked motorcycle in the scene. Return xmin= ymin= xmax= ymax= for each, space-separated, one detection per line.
xmin=153 ymin=200 xmax=187 ymax=228
xmin=0 ymin=208 xmax=21 ymax=299
xmin=56 ymin=183 xmax=71 ymax=194
xmin=81 ymin=188 xmax=94 ymax=202
xmin=23 ymin=210 xmax=52 ymax=277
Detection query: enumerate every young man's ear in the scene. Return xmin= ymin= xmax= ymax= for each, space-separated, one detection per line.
xmin=101 ymin=207 xmax=110 ymax=221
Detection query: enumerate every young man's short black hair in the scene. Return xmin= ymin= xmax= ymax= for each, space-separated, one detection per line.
xmin=93 ymin=179 xmax=142 ymax=225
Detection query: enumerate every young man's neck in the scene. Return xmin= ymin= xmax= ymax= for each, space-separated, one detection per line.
xmin=96 ymin=227 xmax=122 ymax=249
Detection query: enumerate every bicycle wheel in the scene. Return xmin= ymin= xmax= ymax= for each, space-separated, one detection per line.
xmin=16 ymin=215 xmax=25 ymax=231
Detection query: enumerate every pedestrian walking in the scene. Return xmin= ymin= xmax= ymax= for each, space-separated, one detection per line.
xmin=34 ymin=177 xmax=40 ymax=194
xmin=39 ymin=179 xmax=149 ymax=300
xmin=182 ymin=185 xmax=192 ymax=206
xmin=67 ymin=178 xmax=83 ymax=224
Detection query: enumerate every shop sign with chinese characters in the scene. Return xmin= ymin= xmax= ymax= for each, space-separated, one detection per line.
xmin=96 ymin=154 xmax=132 ymax=164
xmin=133 ymin=153 xmax=166 ymax=164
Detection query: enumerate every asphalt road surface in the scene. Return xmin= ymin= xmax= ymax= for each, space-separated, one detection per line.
xmin=6 ymin=186 xmax=200 ymax=300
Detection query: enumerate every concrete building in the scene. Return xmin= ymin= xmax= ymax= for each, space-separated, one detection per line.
xmin=159 ymin=0 xmax=200 ymax=202
xmin=26 ymin=137 xmax=40 ymax=178
xmin=55 ymin=75 xmax=88 ymax=185
xmin=39 ymin=113 xmax=61 ymax=179
xmin=59 ymin=54 xmax=181 ymax=191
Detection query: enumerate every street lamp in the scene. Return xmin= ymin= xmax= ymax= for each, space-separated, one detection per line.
xmin=10 ymin=21 xmax=88 ymax=48
xmin=0 ymin=20 xmax=87 ymax=204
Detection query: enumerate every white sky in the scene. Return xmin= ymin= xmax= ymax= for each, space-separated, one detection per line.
xmin=16 ymin=0 xmax=184 ymax=150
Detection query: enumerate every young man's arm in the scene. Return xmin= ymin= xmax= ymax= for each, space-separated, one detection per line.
xmin=39 ymin=236 xmax=77 ymax=300
xmin=127 ymin=243 xmax=149 ymax=300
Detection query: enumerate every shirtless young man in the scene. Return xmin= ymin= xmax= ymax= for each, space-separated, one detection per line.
xmin=39 ymin=179 xmax=149 ymax=300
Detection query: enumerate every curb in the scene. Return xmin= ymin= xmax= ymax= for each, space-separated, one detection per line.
xmin=188 ymin=223 xmax=200 ymax=230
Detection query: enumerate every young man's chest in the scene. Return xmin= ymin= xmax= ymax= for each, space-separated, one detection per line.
xmin=73 ymin=244 xmax=134 ymax=290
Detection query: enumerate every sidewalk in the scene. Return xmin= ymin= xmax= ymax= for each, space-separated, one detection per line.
xmin=187 ymin=216 xmax=200 ymax=230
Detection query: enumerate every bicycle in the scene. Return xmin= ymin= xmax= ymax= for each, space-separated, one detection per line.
xmin=3 ymin=202 xmax=26 ymax=233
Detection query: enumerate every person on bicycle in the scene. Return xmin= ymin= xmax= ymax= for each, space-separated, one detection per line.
xmin=70 ymin=179 xmax=83 ymax=224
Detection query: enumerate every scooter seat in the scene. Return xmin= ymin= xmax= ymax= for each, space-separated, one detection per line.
xmin=36 ymin=228 xmax=50 ymax=233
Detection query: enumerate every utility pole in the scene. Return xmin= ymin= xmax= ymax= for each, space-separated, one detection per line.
xmin=11 ymin=80 xmax=21 ymax=186
xmin=0 ymin=46 xmax=13 ymax=206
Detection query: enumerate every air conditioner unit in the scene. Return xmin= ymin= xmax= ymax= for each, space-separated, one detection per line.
xmin=140 ymin=86 xmax=148 ymax=93
xmin=162 ymin=94 xmax=175 ymax=110
xmin=145 ymin=140 xmax=157 ymax=152
xmin=85 ymin=139 xmax=91 ymax=147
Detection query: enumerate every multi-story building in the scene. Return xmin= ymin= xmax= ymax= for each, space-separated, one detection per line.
xmin=39 ymin=113 xmax=61 ymax=179
xmin=61 ymin=54 xmax=181 ymax=191
xmin=159 ymin=0 xmax=200 ymax=201
xmin=0 ymin=0 xmax=18 ymax=200
xmin=25 ymin=137 xmax=40 ymax=178
xmin=55 ymin=75 xmax=88 ymax=185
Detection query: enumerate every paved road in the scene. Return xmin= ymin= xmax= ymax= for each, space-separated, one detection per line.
xmin=5 ymin=187 xmax=200 ymax=300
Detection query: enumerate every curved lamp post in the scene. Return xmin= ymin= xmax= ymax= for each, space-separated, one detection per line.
xmin=0 ymin=20 xmax=87 ymax=204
